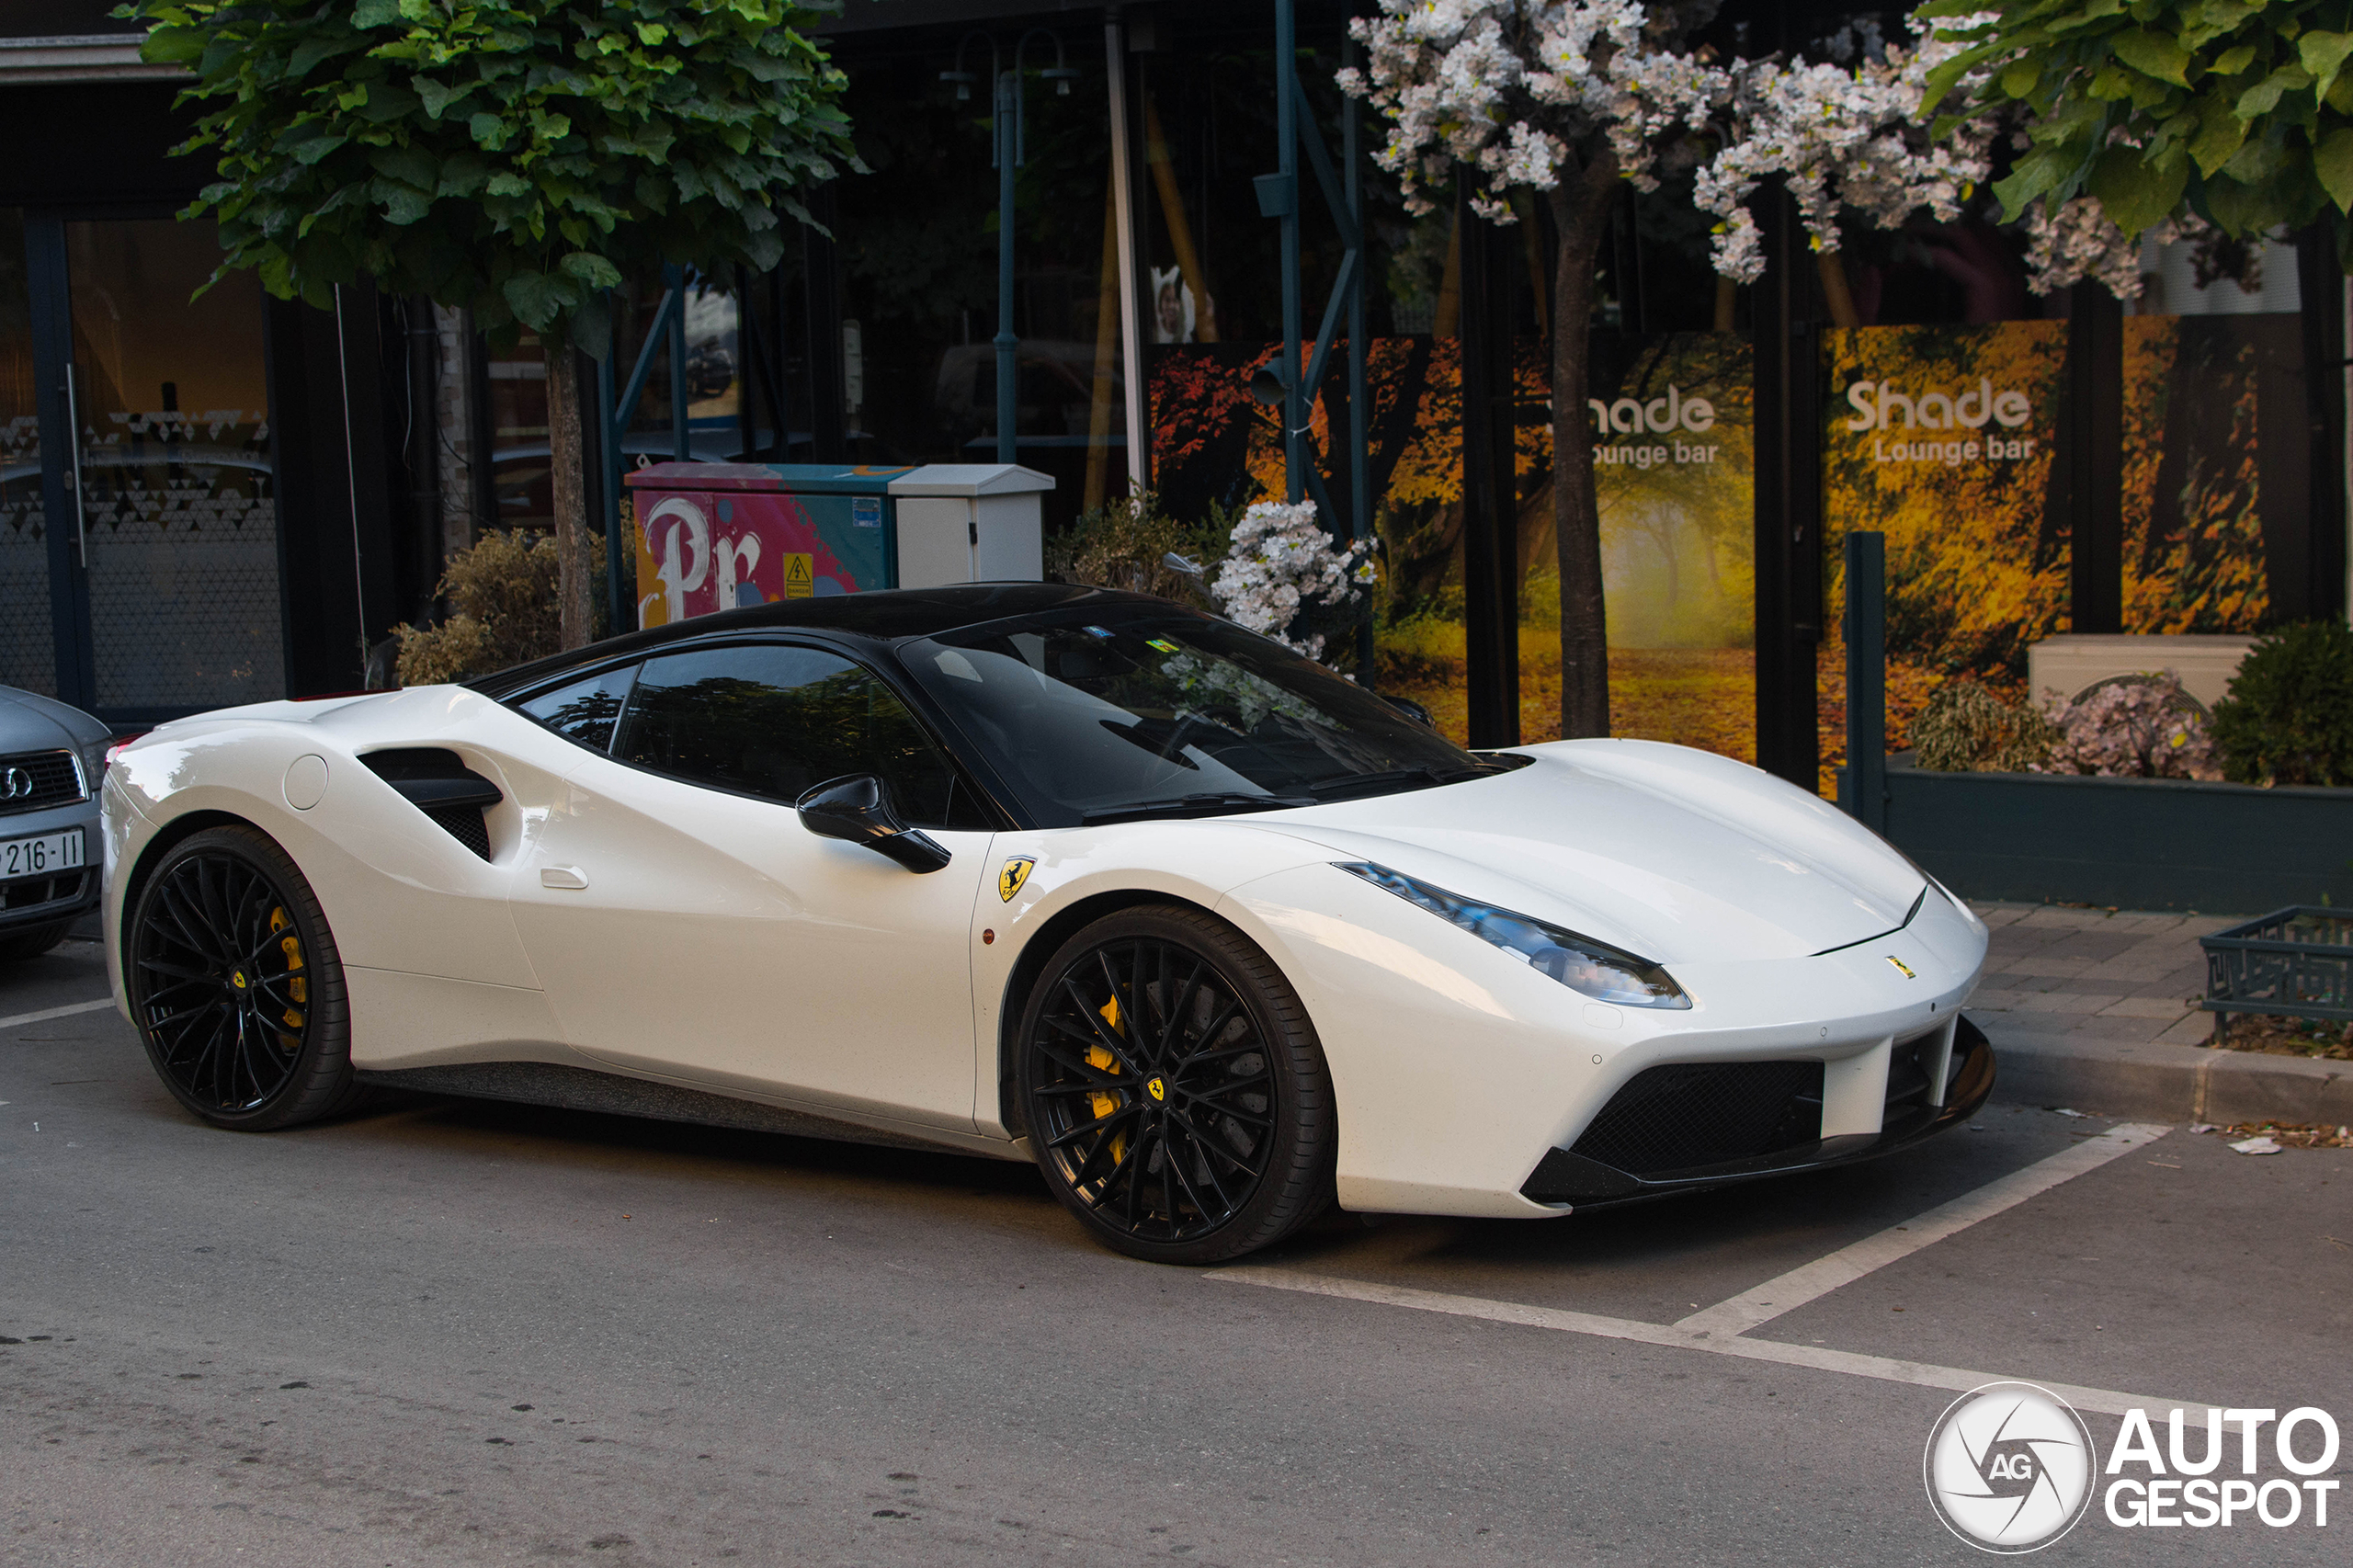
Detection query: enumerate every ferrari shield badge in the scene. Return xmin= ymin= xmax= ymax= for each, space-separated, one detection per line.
xmin=998 ymin=856 xmax=1037 ymax=903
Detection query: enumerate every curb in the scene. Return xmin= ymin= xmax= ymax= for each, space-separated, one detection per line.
xmin=1978 ymin=1019 xmax=2353 ymax=1125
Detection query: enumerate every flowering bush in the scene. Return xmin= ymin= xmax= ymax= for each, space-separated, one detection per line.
xmin=2035 ymin=675 xmax=2221 ymax=781
xmin=1210 ymin=501 xmax=1377 ymax=664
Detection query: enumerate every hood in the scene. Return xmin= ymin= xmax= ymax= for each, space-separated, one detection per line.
xmin=1247 ymin=739 xmax=1925 ymax=963
xmin=0 ymin=685 xmax=104 ymax=751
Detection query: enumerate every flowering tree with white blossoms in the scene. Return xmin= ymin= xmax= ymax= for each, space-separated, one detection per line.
xmin=1340 ymin=0 xmax=1736 ymax=736
xmin=1692 ymin=23 xmax=1997 ymax=315
xmin=1692 ymin=17 xmax=2204 ymax=306
xmin=1211 ymin=500 xmax=1380 ymax=663
xmin=1342 ymin=3 xmax=2202 ymax=741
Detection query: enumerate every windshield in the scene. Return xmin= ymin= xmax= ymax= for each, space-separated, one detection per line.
xmin=902 ymin=606 xmax=1503 ymax=825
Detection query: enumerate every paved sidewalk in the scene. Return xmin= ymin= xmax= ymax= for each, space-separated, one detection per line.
xmin=1967 ymin=902 xmax=2221 ymax=1049
xmin=1963 ymin=901 xmax=2353 ymax=1123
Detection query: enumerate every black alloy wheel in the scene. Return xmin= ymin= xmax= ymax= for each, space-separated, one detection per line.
xmin=1018 ymin=904 xmax=1334 ymax=1264
xmin=127 ymin=824 xmax=356 ymax=1130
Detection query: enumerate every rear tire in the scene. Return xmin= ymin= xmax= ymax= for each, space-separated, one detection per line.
xmin=1017 ymin=904 xmax=1334 ymax=1265
xmin=126 ymin=824 xmax=356 ymax=1130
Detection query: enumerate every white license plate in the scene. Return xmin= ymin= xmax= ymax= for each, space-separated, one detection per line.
xmin=1 ymin=828 xmax=85 ymax=880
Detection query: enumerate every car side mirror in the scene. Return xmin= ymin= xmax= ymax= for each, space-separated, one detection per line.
xmin=1382 ymin=693 xmax=1437 ymax=730
xmin=795 ymin=774 xmax=952 ymax=873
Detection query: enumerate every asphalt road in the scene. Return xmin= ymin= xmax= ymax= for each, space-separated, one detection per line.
xmin=5 ymin=933 xmax=2348 ymax=1566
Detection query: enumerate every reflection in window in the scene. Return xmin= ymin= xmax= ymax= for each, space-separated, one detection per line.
xmin=908 ymin=609 xmax=1476 ymax=825
xmin=0 ymin=206 xmax=51 ymax=696
xmin=518 ymin=663 xmax=641 ymax=752
xmin=614 ymin=643 xmax=988 ymax=830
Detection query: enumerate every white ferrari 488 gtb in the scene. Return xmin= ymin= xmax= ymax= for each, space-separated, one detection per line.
xmin=102 ymin=585 xmax=1992 ymax=1263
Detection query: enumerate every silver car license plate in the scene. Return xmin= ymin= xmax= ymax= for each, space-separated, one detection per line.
xmin=1 ymin=827 xmax=85 ymax=880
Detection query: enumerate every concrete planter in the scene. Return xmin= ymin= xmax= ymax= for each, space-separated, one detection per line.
xmin=1836 ymin=759 xmax=2353 ymax=914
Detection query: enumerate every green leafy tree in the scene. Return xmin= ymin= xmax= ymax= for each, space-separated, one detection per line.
xmin=1925 ymin=0 xmax=2353 ymax=253
xmin=122 ymin=0 xmax=857 ymax=649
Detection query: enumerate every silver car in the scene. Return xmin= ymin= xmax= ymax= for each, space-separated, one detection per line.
xmin=0 ymin=685 xmax=108 ymax=961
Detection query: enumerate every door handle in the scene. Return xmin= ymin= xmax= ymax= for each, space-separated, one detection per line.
xmin=61 ymin=363 xmax=86 ymax=567
xmin=540 ymin=866 xmax=589 ymax=890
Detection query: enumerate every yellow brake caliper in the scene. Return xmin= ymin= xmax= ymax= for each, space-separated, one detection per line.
xmin=269 ymin=906 xmax=307 ymax=1048
xmin=1088 ymin=994 xmax=1126 ymax=1164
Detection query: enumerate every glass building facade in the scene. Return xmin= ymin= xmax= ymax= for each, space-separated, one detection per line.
xmin=2 ymin=0 xmax=2343 ymax=776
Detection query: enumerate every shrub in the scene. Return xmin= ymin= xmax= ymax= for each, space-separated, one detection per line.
xmin=2037 ymin=673 xmax=2221 ymax=780
xmin=393 ymin=528 xmax=605 ymax=686
xmin=1911 ymin=680 xmax=2055 ymax=772
xmin=1045 ymin=491 xmax=1222 ymax=604
xmin=2210 ymin=620 xmax=2353 ymax=787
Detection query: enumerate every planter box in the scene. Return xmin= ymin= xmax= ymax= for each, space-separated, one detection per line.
xmin=1836 ymin=760 xmax=2353 ymax=913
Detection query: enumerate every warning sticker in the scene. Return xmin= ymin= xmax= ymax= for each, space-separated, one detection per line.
xmin=782 ymin=553 xmax=814 ymax=597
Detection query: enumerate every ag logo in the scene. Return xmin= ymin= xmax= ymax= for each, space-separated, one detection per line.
xmin=1925 ymin=1381 xmax=2097 ymax=1553
xmin=998 ymin=856 xmax=1036 ymax=903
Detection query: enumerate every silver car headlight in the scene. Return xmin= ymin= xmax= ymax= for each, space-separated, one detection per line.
xmin=1336 ymin=861 xmax=1690 ymax=1009
xmin=79 ymin=736 xmax=110 ymax=796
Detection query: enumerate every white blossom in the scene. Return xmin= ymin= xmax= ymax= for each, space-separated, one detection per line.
xmin=1693 ymin=19 xmax=1996 ymax=281
xmin=1342 ymin=4 xmax=2151 ymax=299
xmin=1340 ymin=0 xmax=1733 ymax=222
xmin=1210 ymin=500 xmax=1372 ymax=663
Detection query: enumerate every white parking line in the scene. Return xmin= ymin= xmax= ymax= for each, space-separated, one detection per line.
xmin=1212 ymin=1121 xmax=2200 ymax=1419
xmin=1209 ymin=1266 xmax=2216 ymax=1420
xmin=1676 ymin=1122 xmax=2171 ymax=1336
xmin=0 ymin=997 xmax=117 ymax=1032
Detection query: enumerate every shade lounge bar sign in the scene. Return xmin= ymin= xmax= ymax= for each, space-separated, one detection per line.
xmin=1843 ymin=377 xmax=2040 ymax=466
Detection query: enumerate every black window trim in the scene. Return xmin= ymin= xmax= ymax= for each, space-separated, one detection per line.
xmin=511 ymin=631 xmax=1023 ymax=834
xmin=507 ymin=655 xmax=646 ymax=755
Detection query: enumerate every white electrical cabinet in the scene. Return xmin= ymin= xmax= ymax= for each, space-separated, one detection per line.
xmin=888 ymin=464 xmax=1054 ymax=588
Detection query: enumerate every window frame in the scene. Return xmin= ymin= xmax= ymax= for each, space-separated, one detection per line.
xmin=502 ymin=632 xmax=1017 ymax=832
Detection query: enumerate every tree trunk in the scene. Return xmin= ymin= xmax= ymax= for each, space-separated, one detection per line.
xmin=1548 ymin=156 xmax=1620 ymax=738
xmin=1816 ymin=251 xmax=1860 ymax=330
xmin=546 ymin=346 xmax=594 ymax=650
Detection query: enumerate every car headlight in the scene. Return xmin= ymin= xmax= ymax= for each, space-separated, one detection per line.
xmin=79 ymin=736 xmax=110 ymax=795
xmin=1336 ymin=861 xmax=1690 ymax=1009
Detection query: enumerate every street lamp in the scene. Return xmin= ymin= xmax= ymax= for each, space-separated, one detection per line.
xmin=944 ymin=30 xmax=1079 ymax=465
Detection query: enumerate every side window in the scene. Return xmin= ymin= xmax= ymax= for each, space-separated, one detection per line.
xmin=517 ymin=663 xmax=640 ymax=752
xmin=614 ymin=644 xmax=990 ymax=830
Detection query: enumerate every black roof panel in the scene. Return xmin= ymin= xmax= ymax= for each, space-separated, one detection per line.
xmin=470 ymin=582 xmax=1188 ymax=697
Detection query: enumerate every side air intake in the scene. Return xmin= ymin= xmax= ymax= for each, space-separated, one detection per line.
xmin=360 ymin=748 xmax=501 ymax=861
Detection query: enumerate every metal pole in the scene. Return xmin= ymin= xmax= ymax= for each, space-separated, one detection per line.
xmin=1106 ymin=14 xmax=1146 ymax=495
xmin=598 ymin=345 xmax=627 ymax=633
xmin=1276 ymin=0 xmax=1302 ymax=504
xmin=668 ymin=266 xmax=691 ymax=461
xmin=995 ymin=68 xmax=1020 ymax=465
xmin=1844 ymin=529 xmax=1887 ymax=832
xmin=1344 ymin=29 xmax=1371 ymax=682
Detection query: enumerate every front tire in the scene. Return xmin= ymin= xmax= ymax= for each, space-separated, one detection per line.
xmin=126 ymin=824 xmax=355 ymax=1130
xmin=0 ymin=920 xmax=70 ymax=961
xmin=1017 ymin=904 xmax=1334 ymax=1264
